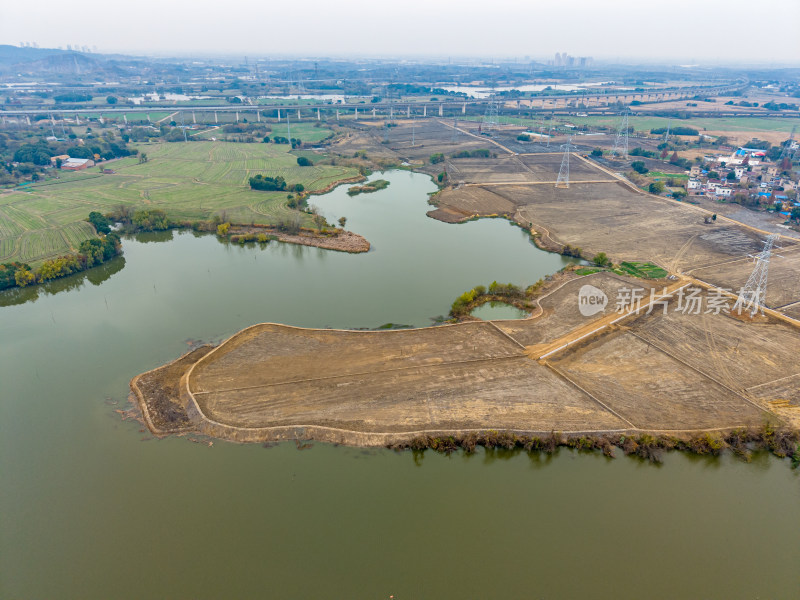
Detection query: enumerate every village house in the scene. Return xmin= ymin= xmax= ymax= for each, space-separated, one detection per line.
xmin=50 ymin=154 xmax=70 ymax=166
xmin=715 ymin=186 xmax=733 ymax=198
xmin=60 ymin=158 xmax=95 ymax=171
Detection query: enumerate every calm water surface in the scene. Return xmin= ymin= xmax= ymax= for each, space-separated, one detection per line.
xmin=471 ymin=301 xmax=529 ymax=321
xmin=1 ymin=170 xmax=798 ymax=599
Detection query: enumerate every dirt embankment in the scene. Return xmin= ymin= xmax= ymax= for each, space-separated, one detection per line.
xmin=228 ymin=225 xmax=370 ymax=253
xmin=129 ymin=345 xmax=215 ymax=434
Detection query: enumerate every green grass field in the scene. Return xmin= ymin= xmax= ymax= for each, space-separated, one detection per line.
xmin=270 ymin=122 xmax=336 ymax=143
xmin=617 ymin=261 xmax=669 ymax=279
xmin=649 ymin=172 xmax=689 ymax=180
xmin=560 ymin=115 xmax=800 ymax=135
xmin=0 ymin=140 xmax=357 ymax=265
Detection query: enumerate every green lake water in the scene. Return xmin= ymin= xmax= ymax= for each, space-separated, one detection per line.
xmin=1 ymin=170 xmax=798 ymax=598
xmin=471 ymin=301 xmax=530 ymax=320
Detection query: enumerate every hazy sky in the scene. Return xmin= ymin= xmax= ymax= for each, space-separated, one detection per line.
xmin=2 ymin=0 xmax=799 ymax=63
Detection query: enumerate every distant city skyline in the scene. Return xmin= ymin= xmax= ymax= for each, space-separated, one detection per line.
xmin=2 ymin=0 xmax=799 ymax=64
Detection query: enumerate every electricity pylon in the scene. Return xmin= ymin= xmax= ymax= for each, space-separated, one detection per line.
xmin=612 ymin=111 xmax=629 ymax=159
xmin=732 ymin=234 xmax=781 ymax=316
xmin=482 ymin=97 xmax=499 ymax=133
xmin=556 ymin=137 xmax=574 ymax=188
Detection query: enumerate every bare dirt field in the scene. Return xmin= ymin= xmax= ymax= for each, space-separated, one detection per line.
xmin=495 ymin=271 xmax=659 ymax=347
xmin=548 ymin=325 xmax=768 ymax=430
xmin=689 ymin=197 xmax=800 ymax=240
xmin=170 ymin=321 xmax=633 ymax=443
xmin=691 ymin=245 xmax=800 ymax=310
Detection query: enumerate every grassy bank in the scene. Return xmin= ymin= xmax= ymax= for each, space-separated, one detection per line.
xmin=0 ymin=140 xmax=358 ymax=266
xmin=346 ymin=179 xmax=390 ymax=196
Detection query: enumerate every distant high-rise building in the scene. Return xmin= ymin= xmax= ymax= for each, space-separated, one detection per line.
xmin=551 ymin=53 xmax=593 ymax=68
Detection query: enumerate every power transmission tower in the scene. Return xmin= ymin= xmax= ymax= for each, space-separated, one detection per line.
xmin=779 ymin=125 xmax=796 ymax=161
xmin=555 ymin=137 xmax=573 ymax=188
xmin=482 ymin=97 xmax=499 ymax=133
xmin=612 ymin=111 xmax=629 ymax=159
xmin=180 ymin=111 xmax=187 ymax=142
xmin=732 ymin=234 xmax=781 ymax=316
xmin=664 ymin=118 xmax=671 ymax=144
xmin=451 ymin=117 xmax=459 ymax=143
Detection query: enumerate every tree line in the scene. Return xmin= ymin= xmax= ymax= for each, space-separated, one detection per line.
xmin=0 ymin=213 xmax=121 ymax=290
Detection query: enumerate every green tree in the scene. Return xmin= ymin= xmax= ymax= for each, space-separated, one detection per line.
xmin=106 ymin=96 xmax=118 ymax=104
xmin=649 ymin=181 xmax=665 ymax=194
xmin=593 ymin=252 xmax=611 ymax=267
xmin=67 ymin=146 xmax=93 ymax=159
xmin=132 ymin=209 xmax=169 ymax=231
xmin=296 ymin=156 xmax=313 ymax=167
xmin=430 ymin=153 xmax=445 ymax=164
xmin=87 ymin=211 xmax=111 ymax=234
xmin=631 ymin=161 xmax=648 ymax=174
xmin=591 ymin=148 xmax=603 ymax=157
xmin=338 ymin=216 xmax=347 ymax=229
